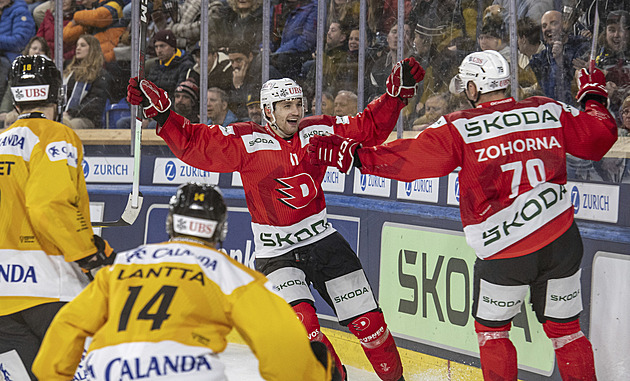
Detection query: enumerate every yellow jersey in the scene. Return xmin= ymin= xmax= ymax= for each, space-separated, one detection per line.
xmin=33 ymin=240 xmax=331 ymax=381
xmin=0 ymin=112 xmax=94 ymax=316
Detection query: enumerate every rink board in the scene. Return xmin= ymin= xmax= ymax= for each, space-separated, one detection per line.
xmin=84 ymin=153 xmax=630 ymax=381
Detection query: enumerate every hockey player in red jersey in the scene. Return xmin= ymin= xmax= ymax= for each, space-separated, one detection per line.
xmin=308 ymin=50 xmax=617 ymax=380
xmin=126 ymin=58 xmax=425 ymax=381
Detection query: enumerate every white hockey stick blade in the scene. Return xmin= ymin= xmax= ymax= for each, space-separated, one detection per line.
xmin=93 ymin=192 xmax=144 ymax=227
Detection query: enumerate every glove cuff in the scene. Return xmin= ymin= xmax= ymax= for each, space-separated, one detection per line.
xmin=153 ymin=109 xmax=172 ymax=126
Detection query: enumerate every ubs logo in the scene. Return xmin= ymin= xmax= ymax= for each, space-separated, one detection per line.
xmin=82 ymin=159 xmax=89 ymax=178
xmin=571 ymin=186 xmax=580 ymax=214
xmin=165 ymin=160 xmax=176 ymax=181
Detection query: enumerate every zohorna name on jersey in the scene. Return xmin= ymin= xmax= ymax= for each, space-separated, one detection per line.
xmin=92 ymin=163 xmax=129 ymax=176
xmin=475 ymin=136 xmax=561 ymax=162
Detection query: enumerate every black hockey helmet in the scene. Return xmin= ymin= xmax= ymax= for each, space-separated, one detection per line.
xmin=10 ymin=55 xmax=65 ymax=110
xmin=166 ymin=183 xmax=228 ymax=244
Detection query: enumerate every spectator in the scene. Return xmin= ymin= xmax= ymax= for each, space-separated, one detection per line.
xmin=227 ymin=0 xmax=263 ymax=48
xmin=413 ymin=91 xmax=450 ymax=130
xmin=530 ymin=10 xmax=596 ymax=180
xmin=327 ymin=0 xmax=359 ymax=29
xmin=529 ymin=10 xmax=590 ymax=105
xmin=227 ymin=39 xmax=281 ymax=120
xmin=170 ymin=0 xmax=232 ymax=50
xmin=411 ymin=15 xmax=469 ymax=111
xmin=63 ymin=0 xmax=127 ymax=63
xmin=32 ymin=183 xmax=336 ymax=381
xmin=0 ymin=36 xmax=50 ymax=128
xmin=305 ymin=20 xmax=349 ymax=94
xmin=245 ymin=89 xmax=262 ymax=124
xmin=478 ymin=5 xmax=509 ymax=61
xmin=271 ymin=0 xmax=317 ymax=78
xmin=173 ymin=79 xmax=200 ymax=123
xmin=367 ymin=22 xmax=412 ymax=100
xmin=311 ymin=90 xmax=335 ymax=116
xmin=595 ymin=94 xmax=630 ymax=182
xmin=36 ymin=0 xmax=77 ymax=61
xmin=184 ymin=42 xmax=233 ymax=94
xmin=146 ymin=29 xmax=193 ymax=97
xmin=207 ymin=87 xmax=238 ymax=126
xmin=517 ymin=17 xmax=544 ymax=98
xmin=333 ymin=89 xmax=358 ymax=116
xmin=595 ymin=10 xmax=630 ymax=117
xmin=374 ymin=0 xmax=412 ymax=35
xmin=491 ymin=0 xmax=554 ymax=27
xmin=0 ymin=0 xmax=36 ymax=102
xmin=63 ymin=34 xmax=112 ymax=129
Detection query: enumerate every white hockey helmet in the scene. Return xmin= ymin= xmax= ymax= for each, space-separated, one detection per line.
xmin=260 ymin=78 xmax=304 ymax=123
xmin=449 ymin=50 xmax=510 ymax=95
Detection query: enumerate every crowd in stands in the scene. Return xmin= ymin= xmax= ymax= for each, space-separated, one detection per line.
xmin=0 ymin=0 xmax=628 ymax=181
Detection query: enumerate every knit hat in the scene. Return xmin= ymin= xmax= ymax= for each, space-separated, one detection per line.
xmin=175 ymin=79 xmax=199 ymax=104
xmin=154 ymin=29 xmax=177 ymax=48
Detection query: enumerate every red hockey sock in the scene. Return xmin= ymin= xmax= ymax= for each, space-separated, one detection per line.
xmin=293 ymin=302 xmax=346 ymax=380
xmin=475 ymin=321 xmax=518 ymax=381
xmin=348 ymin=311 xmax=403 ymax=381
xmin=543 ymin=319 xmax=596 ymax=381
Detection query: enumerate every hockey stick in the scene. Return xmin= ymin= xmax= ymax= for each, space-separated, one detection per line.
xmin=93 ymin=0 xmax=148 ymax=227
xmin=589 ymin=0 xmax=600 ymax=73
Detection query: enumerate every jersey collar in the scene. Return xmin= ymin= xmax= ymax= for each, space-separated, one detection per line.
xmin=476 ymin=97 xmax=515 ymax=109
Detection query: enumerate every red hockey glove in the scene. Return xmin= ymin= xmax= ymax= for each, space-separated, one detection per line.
xmin=576 ymin=67 xmax=608 ymax=105
xmin=386 ymin=57 xmax=425 ymax=99
xmin=307 ymin=134 xmax=360 ymax=175
xmin=126 ymin=77 xmax=171 ymax=118
xmin=75 ymin=235 xmax=116 ymax=281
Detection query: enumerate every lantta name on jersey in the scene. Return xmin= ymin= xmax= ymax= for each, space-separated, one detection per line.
xmin=117 ymin=265 xmax=206 ymax=285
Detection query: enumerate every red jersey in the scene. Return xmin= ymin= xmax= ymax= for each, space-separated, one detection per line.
xmin=157 ymin=94 xmax=404 ymax=258
xmin=358 ymin=97 xmax=617 ymax=260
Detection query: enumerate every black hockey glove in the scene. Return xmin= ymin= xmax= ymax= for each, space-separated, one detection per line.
xmin=75 ymin=235 xmax=116 ymax=281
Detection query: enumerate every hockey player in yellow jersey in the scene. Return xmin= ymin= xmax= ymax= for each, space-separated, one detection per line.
xmin=0 ymin=55 xmax=114 ymax=379
xmin=33 ymin=183 xmax=338 ymax=380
